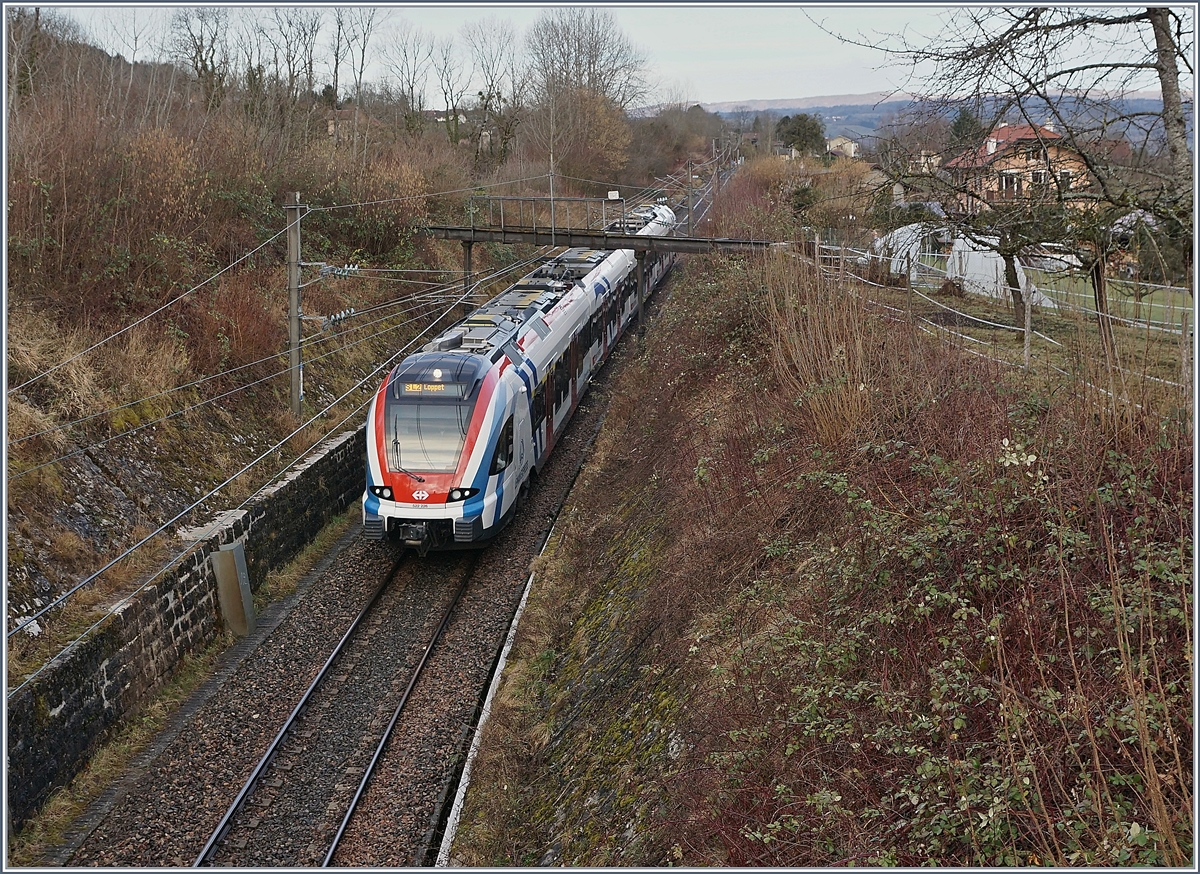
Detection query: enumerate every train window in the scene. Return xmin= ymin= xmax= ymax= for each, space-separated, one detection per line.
xmin=531 ymin=379 xmax=546 ymax=427
xmin=554 ymin=356 xmax=571 ymax=404
xmin=384 ymin=395 xmax=475 ymax=473
xmin=489 ymin=415 xmax=514 ymax=475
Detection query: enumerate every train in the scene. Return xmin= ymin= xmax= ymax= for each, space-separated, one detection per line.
xmin=362 ymin=203 xmax=677 ymax=553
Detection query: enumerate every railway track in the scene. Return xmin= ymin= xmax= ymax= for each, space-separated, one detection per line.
xmin=194 ymin=553 xmax=476 ymax=867
xmin=57 ymin=189 xmax=692 ymax=868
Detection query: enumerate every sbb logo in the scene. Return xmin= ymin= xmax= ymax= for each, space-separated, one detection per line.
xmin=412 ymin=490 xmax=430 ymax=501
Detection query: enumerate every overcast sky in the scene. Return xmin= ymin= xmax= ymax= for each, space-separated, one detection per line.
xmin=55 ymin=3 xmax=957 ymax=105
xmin=57 ymin=3 xmax=1164 ymax=107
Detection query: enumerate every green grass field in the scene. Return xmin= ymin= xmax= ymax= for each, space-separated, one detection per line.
xmin=905 ymin=253 xmax=1191 ymax=332
xmin=1029 ymin=268 xmax=1192 ymax=330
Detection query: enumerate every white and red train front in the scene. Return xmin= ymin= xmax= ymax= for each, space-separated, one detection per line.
xmin=363 ymin=204 xmax=676 ymax=552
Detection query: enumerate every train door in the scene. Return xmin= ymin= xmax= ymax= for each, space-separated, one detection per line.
xmin=488 ymin=411 xmax=516 ymax=524
xmin=551 ymin=353 xmax=571 ymax=433
xmin=511 ymin=381 xmax=533 ymax=508
xmin=530 ymin=375 xmax=548 ymax=465
xmin=568 ymin=335 xmax=579 ymax=407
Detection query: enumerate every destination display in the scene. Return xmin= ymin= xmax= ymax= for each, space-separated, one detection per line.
xmin=399 ymin=381 xmax=468 ymax=398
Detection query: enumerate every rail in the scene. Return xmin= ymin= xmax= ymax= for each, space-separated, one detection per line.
xmin=193 ymin=556 xmax=406 ymax=866
xmin=322 ymin=568 xmax=472 ymax=865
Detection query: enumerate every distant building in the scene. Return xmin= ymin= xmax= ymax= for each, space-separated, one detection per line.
xmin=326 ymin=107 xmax=380 ymax=142
xmin=943 ymin=121 xmax=1090 ymax=214
xmin=909 ymin=150 xmax=941 ymax=174
xmin=825 ymin=135 xmax=858 ymax=159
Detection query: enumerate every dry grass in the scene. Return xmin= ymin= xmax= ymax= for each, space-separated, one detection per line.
xmin=762 ymin=251 xmax=875 ymax=446
xmin=6 ymin=525 xmax=180 ymax=687
xmin=251 ymin=507 xmax=357 ymax=612
xmin=450 ymin=172 xmax=1191 ymax=865
xmin=674 ymin=250 xmax=1193 ymax=866
xmin=6 ymin=310 xmax=117 ymax=425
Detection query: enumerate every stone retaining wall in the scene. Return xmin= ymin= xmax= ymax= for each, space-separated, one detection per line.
xmin=6 ymin=428 xmax=366 ymax=832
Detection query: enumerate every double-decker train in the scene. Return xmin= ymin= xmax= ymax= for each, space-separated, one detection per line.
xmin=363 ymin=203 xmax=677 ymax=553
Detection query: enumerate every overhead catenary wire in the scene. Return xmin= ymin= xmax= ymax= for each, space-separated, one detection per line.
xmin=354 ymin=267 xmax=461 ymax=274
xmin=8 ymin=226 xmax=289 ymax=396
xmin=9 ymin=259 xmax=548 ymax=475
xmin=8 ymin=173 xmax=566 ymax=399
xmin=8 ymin=362 xmax=381 ymax=698
xmin=6 ymin=178 xmax=677 ymax=644
xmin=8 ymin=242 xmax=555 ymax=647
xmin=10 ymin=254 xmax=549 ymax=451
xmin=7 ymin=170 xmax=700 ymax=686
xmin=6 ymin=288 xmax=451 ymax=451
xmin=8 ymin=289 xmax=451 ymax=449
xmin=305 ymin=173 xmax=552 ymax=214
xmin=7 ymin=289 xmax=473 ymax=648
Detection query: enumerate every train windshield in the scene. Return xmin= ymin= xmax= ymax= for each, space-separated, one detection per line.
xmin=384 ymin=395 xmax=475 ymax=473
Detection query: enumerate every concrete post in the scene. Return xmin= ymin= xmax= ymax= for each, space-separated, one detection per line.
xmin=1024 ymin=290 xmax=1033 ymax=368
xmin=686 ymin=160 xmax=694 ymax=236
xmin=1181 ymin=309 xmax=1191 ymax=394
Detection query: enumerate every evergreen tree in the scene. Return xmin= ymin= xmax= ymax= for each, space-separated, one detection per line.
xmin=948 ymin=107 xmax=983 ymax=154
xmin=778 ymin=112 xmax=825 ymax=155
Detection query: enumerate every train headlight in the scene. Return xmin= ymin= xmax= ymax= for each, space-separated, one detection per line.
xmin=370 ymin=486 xmax=394 ymax=500
xmin=447 ymin=487 xmax=479 ymax=502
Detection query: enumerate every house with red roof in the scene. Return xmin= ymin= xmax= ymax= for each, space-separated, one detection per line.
xmin=944 ymin=121 xmax=1090 ymax=215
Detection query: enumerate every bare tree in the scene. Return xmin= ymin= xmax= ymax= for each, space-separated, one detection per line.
xmin=7 ymin=7 xmax=89 ymax=120
xmin=380 ymin=18 xmax=434 ymax=140
xmin=325 ymin=8 xmax=350 ymax=111
xmin=93 ymin=8 xmax=156 ymax=120
xmin=6 ymin=6 xmax=41 ymax=118
xmin=461 ymin=17 xmax=526 ymax=165
xmin=255 ymin=8 xmax=322 ymax=147
xmin=523 ymin=8 xmax=649 ymax=182
xmin=345 ymin=6 xmax=384 ymax=164
xmin=434 ymin=35 xmax=470 ymax=144
xmin=171 ymin=6 xmax=230 ymax=113
xmin=229 ymin=14 xmax=269 ymax=127
xmin=883 ymin=7 xmax=1193 ymax=229
xmin=524 ymin=7 xmax=649 ymax=111
xmin=732 ymin=105 xmax=753 ymax=146
xmin=847 ymin=6 xmax=1194 ymax=345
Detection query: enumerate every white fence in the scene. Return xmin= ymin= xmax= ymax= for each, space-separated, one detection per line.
xmin=795 ymin=236 xmax=1192 ymax=398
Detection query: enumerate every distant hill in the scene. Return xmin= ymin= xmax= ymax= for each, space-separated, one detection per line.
xmin=695 ymin=90 xmax=1180 ymax=142
xmin=700 ymin=92 xmax=914 ymax=114
xmin=702 ymin=94 xmax=915 ymax=137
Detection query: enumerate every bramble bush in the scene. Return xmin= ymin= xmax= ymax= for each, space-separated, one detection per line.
xmin=674 ymin=252 xmax=1192 ymax=866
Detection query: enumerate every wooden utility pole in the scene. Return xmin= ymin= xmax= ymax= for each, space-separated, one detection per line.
xmin=285 ymin=192 xmax=304 ymax=418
